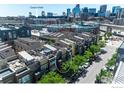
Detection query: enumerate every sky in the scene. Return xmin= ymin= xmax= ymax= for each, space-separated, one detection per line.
xmin=0 ymin=4 xmax=124 ymax=17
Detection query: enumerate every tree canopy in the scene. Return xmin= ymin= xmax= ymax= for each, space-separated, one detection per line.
xmin=38 ymin=72 xmax=65 ymax=83
xmin=90 ymin=45 xmax=100 ymax=54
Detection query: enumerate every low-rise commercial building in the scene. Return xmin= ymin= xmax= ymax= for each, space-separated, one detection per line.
xmin=0 ymin=26 xmax=31 ymax=42
xmin=47 ymin=23 xmax=99 ymax=34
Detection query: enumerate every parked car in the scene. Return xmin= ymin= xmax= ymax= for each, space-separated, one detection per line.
xmin=82 ymin=63 xmax=90 ymax=69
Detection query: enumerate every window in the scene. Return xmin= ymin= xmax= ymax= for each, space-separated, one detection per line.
xmin=8 ymin=32 xmax=12 ymax=39
xmin=50 ymin=57 xmax=56 ymax=65
xmin=3 ymin=32 xmax=6 ymax=36
xmin=27 ymin=30 xmax=30 ymax=36
xmin=13 ymin=31 xmax=17 ymax=38
xmin=41 ymin=63 xmax=48 ymax=71
xmin=18 ymin=74 xmax=31 ymax=83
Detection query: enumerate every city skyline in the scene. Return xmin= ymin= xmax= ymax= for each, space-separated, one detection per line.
xmin=0 ymin=4 xmax=124 ymax=17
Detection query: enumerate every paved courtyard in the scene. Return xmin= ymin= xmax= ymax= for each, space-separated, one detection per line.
xmin=76 ymin=39 xmax=123 ymax=83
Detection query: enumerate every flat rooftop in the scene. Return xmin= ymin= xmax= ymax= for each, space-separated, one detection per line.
xmin=18 ymin=38 xmax=40 ymax=43
xmin=0 ymin=46 xmax=12 ymax=52
xmin=47 ymin=23 xmax=97 ymax=29
xmin=0 ymin=42 xmax=5 ymax=46
xmin=60 ymin=40 xmax=71 ymax=46
xmin=0 ymin=27 xmax=11 ymax=30
xmin=18 ymin=51 xmax=34 ymax=61
xmin=0 ymin=68 xmax=13 ymax=80
xmin=0 ymin=44 xmax=8 ymax=49
xmin=74 ymin=35 xmax=84 ymax=40
xmin=101 ymin=23 xmax=124 ymax=29
xmin=44 ymin=44 xmax=57 ymax=51
xmin=8 ymin=59 xmax=27 ymax=72
xmin=31 ymin=30 xmax=40 ymax=37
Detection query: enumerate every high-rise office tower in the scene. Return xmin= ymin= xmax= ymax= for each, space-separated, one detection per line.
xmin=98 ymin=5 xmax=107 ymax=17
xmin=105 ymin=10 xmax=111 ymax=18
xmin=41 ymin=11 xmax=45 ymax=16
xmin=81 ymin=7 xmax=89 ymax=20
xmin=47 ymin=12 xmax=53 ymax=17
xmin=67 ymin=8 xmax=71 ymax=17
xmin=83 ymin=7 xmax=88 ymax=13
xmin=112 ymin=6 xmax=121 ymax=14
xmin=88 ymin=8 xmax=96 ymax=14
xmin=72 ymin=4 xmax=81 ymax=18
xmin=120 ymin=8 xmax=124 ymax=18
xmin=100 ymin=5 xmax=107 ymax=13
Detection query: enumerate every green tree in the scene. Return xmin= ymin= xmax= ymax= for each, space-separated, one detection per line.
xmin=98 ymin=40 xmax=106 ymax=48
xmin=96 ymin=74 xmax=101 ymax=83
xmin=112 ymin=53 xmax=117 ymax=59
xmin=106 ymin=59 xmax=115 ymax=67
xmin=73 ymin=55 xmax=82 ymax=66
xmin=100 ymin=69 xmax=108 ymax=77
xmin=90 ymin=45 xmax=100 ymax=54
xmin=84 ymin=50 xmax=93 ymax=59
xmin=104 ymin=32 xmax=112 ymax=40
xmin=100 ymin=69 xmax=112 ymax=78
xmin=106 ymin=53 xmax=117 ymax=67
xmin=61 ymin=60 xmax=78 ymax=77
xmin=61 ymin=60 xmax=71 ymax=72
xmin=80 ymin=56 xmax=87 ymax=65
xmin=38 ymin=72 xmax=65 ymax=83
xmin=106 ymin=32 xmax=112 ymax=37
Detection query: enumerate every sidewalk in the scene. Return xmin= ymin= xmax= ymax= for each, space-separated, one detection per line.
xmin=76 ymin=40 xmax=123 ymax=83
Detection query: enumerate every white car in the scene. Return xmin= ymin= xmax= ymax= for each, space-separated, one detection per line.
xmin=82 ymin=63 xmax=89 ymax=68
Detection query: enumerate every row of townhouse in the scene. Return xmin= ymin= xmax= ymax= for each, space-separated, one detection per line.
xmin=0 ymin=29 xmax=98 ymax=83
xmin=0 ymin=38 xmax=71 ymax=83
xmin=31 ymin=30 xmax=97 ymax=56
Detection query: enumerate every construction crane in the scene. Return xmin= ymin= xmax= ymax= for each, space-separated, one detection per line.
xmin=30 ymin=6 xmax=43 ymax=17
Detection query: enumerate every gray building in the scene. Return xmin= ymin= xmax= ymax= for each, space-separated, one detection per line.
xmin=113 ymin=42 xmax=124 ymax=84
xmin=0 ymin=68 xmax=15 ymax=83
xmin=0 ymin=17 xmax=24 ymax=26
xmin=113 ymin=18 xmax=124 ymax=26
xmin=7 ymin=59 xmax=32 ymax=83
xmin=14 ymin=38 xmax=44 ymax=52
xmin=47 ymin=12 xmax=53 ymax=17
xmin=18 ymin=51 xmax=40 ymax=73
xmin=0 ymin=42 xmax=16 ymax=83
xmin=99 ymin=5 xmax=107 ymax=13
xmin=0 ymin=42 xmax=16 ymax=60
xmin=0 ymin=26 xmax=31 ymax=42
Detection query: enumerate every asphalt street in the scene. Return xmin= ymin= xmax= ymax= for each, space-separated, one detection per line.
xmin=76 ymin=40 xmax=122 ymax=83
